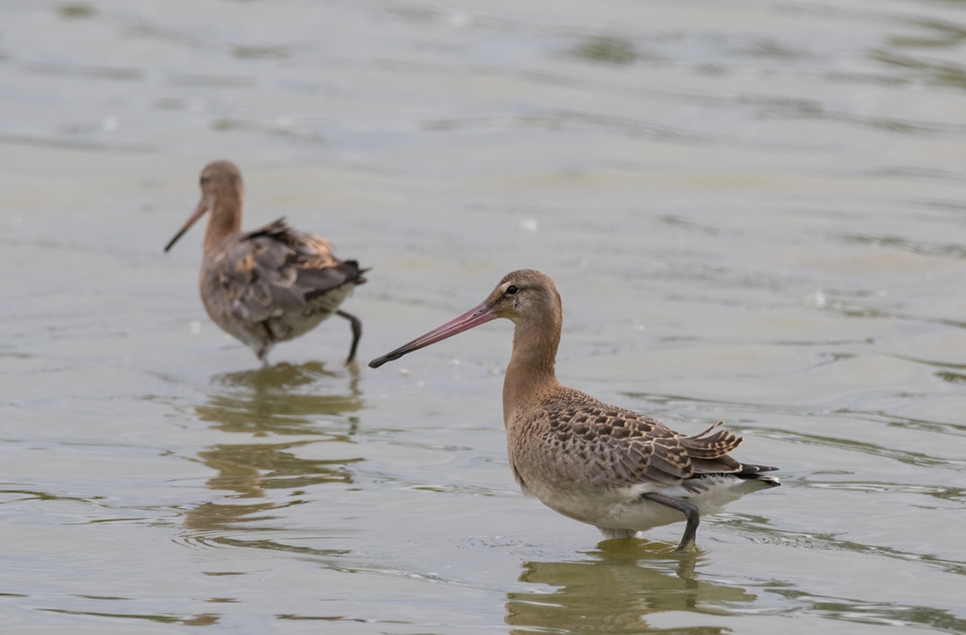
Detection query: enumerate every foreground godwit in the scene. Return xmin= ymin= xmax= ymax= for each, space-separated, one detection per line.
xmin=164 ymin=160 xmax=367 ymax=363
xmin=370 ymin=270 xmax=778 ymax=550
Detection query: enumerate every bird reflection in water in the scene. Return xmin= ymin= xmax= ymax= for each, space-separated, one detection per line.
xmin=183 ymin=361 xmax=364 ymax=541
xmin=506 ymin=541 xmax=757 ymax=635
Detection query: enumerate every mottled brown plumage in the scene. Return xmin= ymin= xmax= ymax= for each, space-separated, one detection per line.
xmin=165 ymin=161 xmax=367 ymax=363
xmin=370 ymin=269 xmax=778 ymax=549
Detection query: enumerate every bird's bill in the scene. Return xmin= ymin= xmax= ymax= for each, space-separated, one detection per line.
xmin=163 ymin=198 xmax=208 ymax=252
xmin=368 ymin=301 xmax=496 ymax=368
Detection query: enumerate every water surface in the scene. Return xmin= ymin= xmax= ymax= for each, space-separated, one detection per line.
xmin=2 ymin=0 xmax=966 ymax=633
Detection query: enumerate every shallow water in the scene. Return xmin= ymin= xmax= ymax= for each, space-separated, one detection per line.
xmin=2 ymin=0 xmax=966 ymax=632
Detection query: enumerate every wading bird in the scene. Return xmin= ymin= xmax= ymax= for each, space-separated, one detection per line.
xmin=165 ymin=160 xmax=367 ymax=363
xmin=370 ymin=269 xmax=778 ymax=549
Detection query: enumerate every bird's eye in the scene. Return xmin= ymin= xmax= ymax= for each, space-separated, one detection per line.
xmin=506 ymin=285 xmax=518 ymax=295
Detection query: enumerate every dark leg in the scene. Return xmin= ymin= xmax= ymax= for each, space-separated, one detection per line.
xmin=641 ymin=492 xmax=700 ymax=551
xmin=336 ymin=310 xmax=362 ymax=363
xmin=256 ymin=325 xmax=273 ymax=366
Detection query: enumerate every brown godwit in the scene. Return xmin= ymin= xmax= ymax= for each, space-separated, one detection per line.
xmin=369 ymin=269 xmax=778 ymax=550
xmin=164 ymin=160 xmax=368 ymax=363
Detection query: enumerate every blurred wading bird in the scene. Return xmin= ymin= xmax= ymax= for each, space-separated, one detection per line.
xmin=165 ymin=160 xmax=367 ymax=363
xmin=369 ymin=270 xmax=778 ymax=550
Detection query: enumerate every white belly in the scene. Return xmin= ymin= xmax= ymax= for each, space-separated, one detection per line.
xmin=526 ymin=475 xmax=774 ymax=536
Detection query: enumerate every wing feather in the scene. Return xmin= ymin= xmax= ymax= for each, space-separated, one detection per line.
xmin=205 ymin=217 xmax=367 ymax=327
xmin=519 ymin=388 xmax=749 ymax=491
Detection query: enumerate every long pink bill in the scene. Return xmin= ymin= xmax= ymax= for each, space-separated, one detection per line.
xmin=163 ymin=198 xmax=208 ymax=252
xmin=368 ymin=301 xmax=497 ymax=368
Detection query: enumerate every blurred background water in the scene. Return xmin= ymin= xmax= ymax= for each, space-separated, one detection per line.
xmin=1 ymin=0 xmax=966 ymax=633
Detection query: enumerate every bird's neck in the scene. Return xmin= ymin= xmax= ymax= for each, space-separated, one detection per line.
xmin=203 ymin=196 xmax=243 ymax=256
xmin=502 ymin=316 xmax=561 ymax=427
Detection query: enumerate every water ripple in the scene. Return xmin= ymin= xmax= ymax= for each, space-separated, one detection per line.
xmin=761 ymin=428 xmax=966 ymax=471
xmin=772 ymin=589 xmax=966 ymax=633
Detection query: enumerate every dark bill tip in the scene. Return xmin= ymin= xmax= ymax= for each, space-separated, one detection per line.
xmin=163 ymin=229 xmax=186 ymax=253
xmin=366 ymin=301 xmax=495 ymax=370
xmin=164 ymin=198 xmax=208 ymax=253
xmin=368 ymin=354 xmax=396 ymax=369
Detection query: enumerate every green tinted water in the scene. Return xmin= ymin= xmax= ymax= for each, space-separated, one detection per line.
xmin=2 ymin=1 xmax=965 ymax=632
